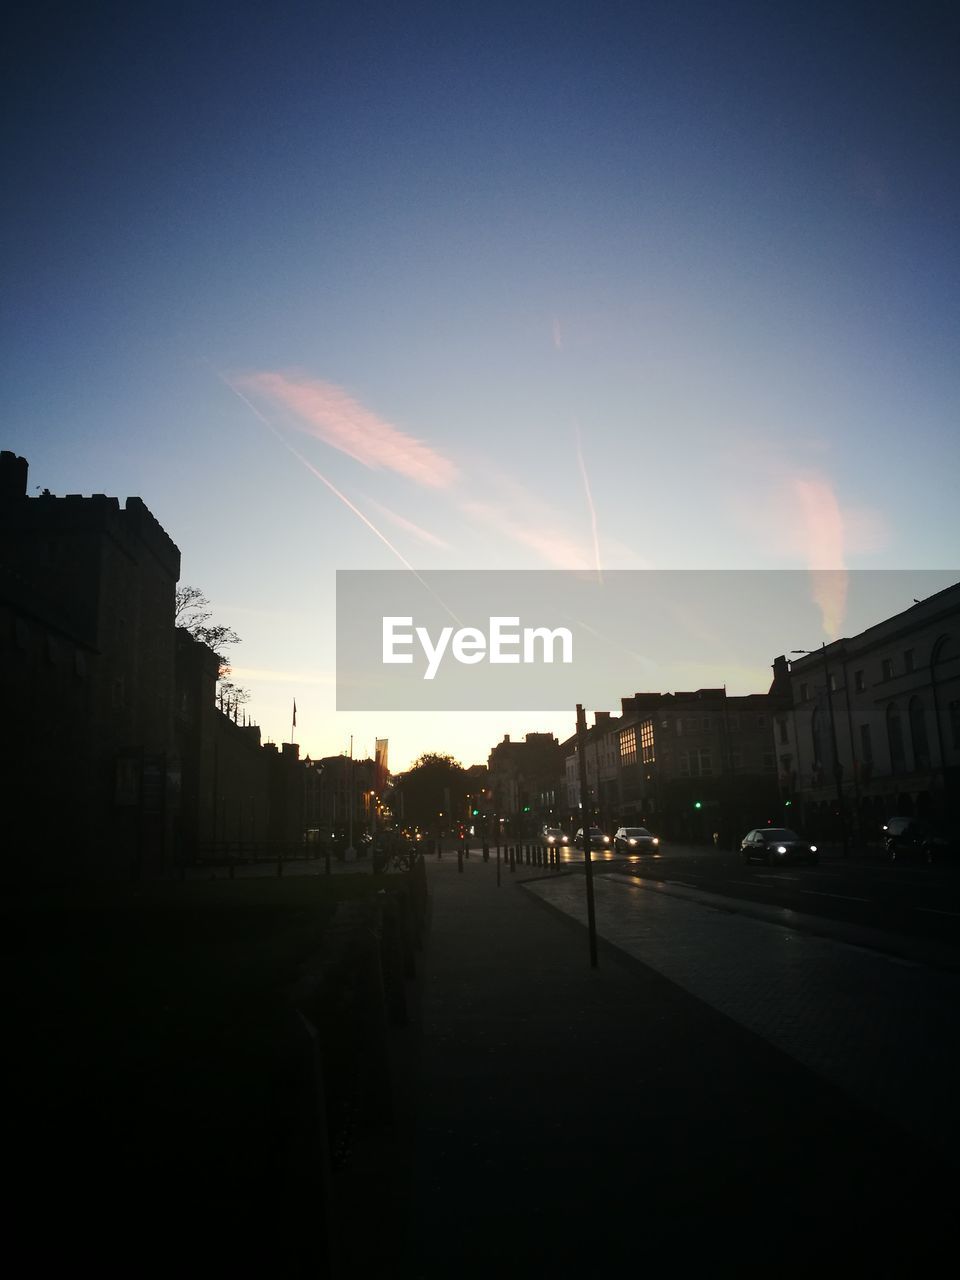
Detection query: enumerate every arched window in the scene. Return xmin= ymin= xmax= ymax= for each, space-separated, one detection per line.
xmin=909 ymin=696 xmax=930 ymax=771
xmin=811 ymin=707 xmax=822 ymax=770
xmin=887 ymin=703 xmax=906 ymax=775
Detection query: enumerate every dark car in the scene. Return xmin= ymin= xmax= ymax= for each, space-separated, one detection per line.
xmin=574 ymin=827 xmax=611 ymax=850
xmin=741 ymin=827 xmax=819 ymax=866
xmin=613 ymin=826 xmax=659 ymax=853
xmin=883 ymin=817 xmax=960 ymax=865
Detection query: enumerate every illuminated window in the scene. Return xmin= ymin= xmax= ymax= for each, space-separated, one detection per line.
xmin=640 ymin=719 xmax=655 ymax=764
xmin=620 ymin=726 xmax=637 ymax=766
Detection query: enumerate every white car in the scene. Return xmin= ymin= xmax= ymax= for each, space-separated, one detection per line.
xmin=614 ymin=826 xmax=659 ymax=853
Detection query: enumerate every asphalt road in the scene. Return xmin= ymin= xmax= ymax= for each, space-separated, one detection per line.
xmin=544 ymin=840 xmax=960 ymax=954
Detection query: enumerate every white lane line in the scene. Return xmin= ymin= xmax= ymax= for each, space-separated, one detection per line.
xmin=915 ymin=906 xmax=960 ymax=918
xmin=800 ymin=890 xmax=871 ymax=903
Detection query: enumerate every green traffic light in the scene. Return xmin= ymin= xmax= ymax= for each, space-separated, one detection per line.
xmin=784 ymin=799 xmax=792 ymax=807
xmin=472 ymin=808 xmax=479 ymax=816
xmin=694 ymin=801 xmax=702 ymax=809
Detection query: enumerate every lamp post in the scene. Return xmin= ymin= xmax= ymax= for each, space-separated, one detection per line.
xmin=792 ymin=646 xmax=848 ymax=858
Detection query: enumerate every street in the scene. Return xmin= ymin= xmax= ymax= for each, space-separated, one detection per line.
xmin=546 ymin=840 xmax=960 ymax=959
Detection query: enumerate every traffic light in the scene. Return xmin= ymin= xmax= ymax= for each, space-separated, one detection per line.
xmin=522 ymin=805 xmax=531 ymax=812
xmin=694 ymin=801 xmax=702 ymax=810
xmin=784 ymin=799 xmax=793 ymax=808
xmin=472 ymin=807 xmax=479 ymax=817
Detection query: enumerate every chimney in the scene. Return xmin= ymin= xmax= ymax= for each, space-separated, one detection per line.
xmin=0 ymin=451 xmax=28 ymax=502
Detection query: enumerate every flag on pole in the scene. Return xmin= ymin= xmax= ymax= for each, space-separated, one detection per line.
xmin=292 ymin=699 xmax=297 ymax=728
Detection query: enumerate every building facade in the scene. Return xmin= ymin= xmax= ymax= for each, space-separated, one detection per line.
xmin=781 ymin=584 xmax=960 ymax=843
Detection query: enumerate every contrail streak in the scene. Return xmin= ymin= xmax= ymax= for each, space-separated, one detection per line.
xmin=574 ymin=417 xmax=603 ymax=583
xmin=213 ymin=366 xmax=462 ymax=624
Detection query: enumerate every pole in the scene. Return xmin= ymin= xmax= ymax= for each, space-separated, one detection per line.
xmin=576 ymin=705 xmax=599 ymax=968
xmin=348 ymin=735 xmax=354 ymax=857
xmin=822 ymin=645 xmax=849 ymax=858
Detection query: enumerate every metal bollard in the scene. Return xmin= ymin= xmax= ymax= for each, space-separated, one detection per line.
xmin=325 ymin=849 xmax=331 ymax=876
xmin=458 ymin=848 xmax=464 ymax=873
xmin=509 ymin=846 xmax=515 ymax=872
xmin=483 ymin=843 xmax=490 ymax=862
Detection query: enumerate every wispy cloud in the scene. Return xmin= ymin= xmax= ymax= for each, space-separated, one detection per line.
xmin=229 ymin=667 xmax=335 ymax=686
xmin=574 ymin=418 xmax=602 ymax=581
xmin=239 ymin=371 xmax=459 ymax=489
xmin=459 ymin=498 xmax=594 ymax=570
xmin=363 ymin=495 xmax=451 ymax=550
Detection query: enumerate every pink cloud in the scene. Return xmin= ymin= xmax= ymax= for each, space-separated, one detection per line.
xmin=364 ymin=496 xmax=451 ymax=550
xmin=459 ymin=498 xmax=593 ymax=570
xmin=240 ymin=371 xmax=458 ymax=489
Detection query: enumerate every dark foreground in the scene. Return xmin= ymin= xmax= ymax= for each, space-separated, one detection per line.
xmin=396 ymin=850 xmax=958 ymax=1276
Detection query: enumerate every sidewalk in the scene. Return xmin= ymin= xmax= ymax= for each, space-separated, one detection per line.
xmin=398 ymin=851 xmax=958 ymax=1276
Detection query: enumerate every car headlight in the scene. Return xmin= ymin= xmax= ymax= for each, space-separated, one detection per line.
xmin=548 ymin=835 xmax=555 ymax=843
xmin=777 ymin=845 xmax=787 ymax=854
xmin=628 ymin=838 xmax=637 ymax=845
xmin=603 ymin=835 xmax=610 ymax=843
xmin=652 ymin=837 xmax=659 ymax=845
xmin=810 ymin=844 xmax=817 ymax=853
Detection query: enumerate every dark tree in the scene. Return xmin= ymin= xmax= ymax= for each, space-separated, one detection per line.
xmin=175 ymin=585 xmax=249 ymax=710
xmin=395 ymin=753 xmax=468 ymax=830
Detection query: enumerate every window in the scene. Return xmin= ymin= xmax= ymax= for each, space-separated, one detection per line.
xmin=762 ymin=752 xmax=775 ymax=771
xmin=685 ymin=717 xmax=698 ymax=733
xmin=731 ymin=749 xmax=743 ymax=771
xmin=887 ymin=703 xmax=906 ymax=773
xmin=828 ymin=673 xmax=837 ymax=692
xmin=779 ymin=753 xmax=793 ymax=775
xmin=727 ymin=715 xmax=739 ymax=732
xmin=903 ymin=649 xmax=914 ymax=674
xmin=882 ymin=658 xmax=894 ymax=681
xmin=811 ymin=707 xmax=822 ymax=769
xmin=778 ymin=718 xmax=788 ymax=745
xmin=757 ymin=714 xmax=767 ymax=728
xmin=702 ymin=716 xmax=711 ymax=731
xmin=679 ymin=749 xmax=712 ymax=777
xmin=620 ymin=726 xmax=637 ymax=767
xmin=854 ymin=670 xmax=864 ymax=692
xmin=909 ymin=696 xmax=930 ymax=770
xmin=860 ymin=724 xmax=873 ymax=765
xmin=640 ymin=719 xmax=655 ymax=764
xmin=799 ymin=683 xmax=808 ymax=703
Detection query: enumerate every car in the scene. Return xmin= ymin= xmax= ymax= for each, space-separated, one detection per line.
xmin=574 ymin=827 xmax=611 ymax=850
xmin=741 ymin=827 xmax=819 ymax=866
xmin=614 ymin=826 xmax=659 ymax=853
xmin=883 ymin=817 xmax=960 ymax=865
xmin=543 ymin=827 xmax=569 ymax=847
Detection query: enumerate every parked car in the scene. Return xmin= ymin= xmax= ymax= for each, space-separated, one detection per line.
xmin=883 ymin=817 xmax=960 ymax=865
xmin=574 ymin=827 xmax=611 ymax=849
xmin=614 ymin=826 xmax=659 ymax=853
xmin=740 ymin=827 xmax=819 ymax=866
xmin=543 ymin=828 xmax=569 ymax=847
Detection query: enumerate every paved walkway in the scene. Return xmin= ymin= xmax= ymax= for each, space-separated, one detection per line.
xmin=399 ymin=850 xmax=959 ymax=1277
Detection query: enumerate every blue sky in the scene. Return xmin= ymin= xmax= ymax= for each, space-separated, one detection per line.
xmin=3 ymin=1 xmax=958 ymax=769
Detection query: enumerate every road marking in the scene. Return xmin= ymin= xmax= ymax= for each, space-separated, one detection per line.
xmin=915 ymin=906 xmax=960 ymax=918
xmin=800 ymin=890 xmax=871 ymax=903
xmin=757 ymin=874 xmax=800 ymax=881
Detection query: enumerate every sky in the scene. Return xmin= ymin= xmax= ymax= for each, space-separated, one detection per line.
xmin=3 ymin=0 xmax=958 ymax=771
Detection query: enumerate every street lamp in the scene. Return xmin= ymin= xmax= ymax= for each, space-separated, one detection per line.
xmin=792 ymin=645 xmax=849 ymax=858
